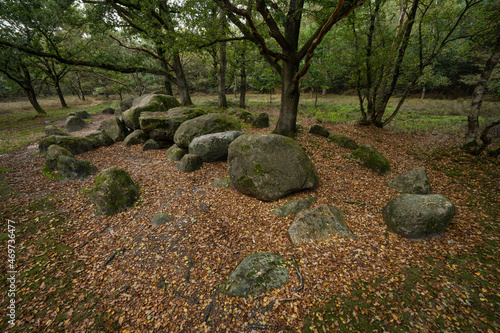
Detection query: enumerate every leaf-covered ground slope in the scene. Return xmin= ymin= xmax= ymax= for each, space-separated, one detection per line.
xmin=1 ymin=112 xmax=498 ymax=332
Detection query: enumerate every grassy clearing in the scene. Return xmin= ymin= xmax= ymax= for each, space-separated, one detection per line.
xmin=0 ymin=96 xmax=119 ymax=154
xmin=303 ymin=147 xmax=499 ymax=332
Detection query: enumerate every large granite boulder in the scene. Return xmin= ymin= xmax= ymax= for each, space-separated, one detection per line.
xmin=387 ymin=167 xmax=432 ymax=194
xmin=120 ymin=95 xmax=136 ymax=111
xmin=122 ymin=94 xmax=180 ymax=130
xmin=228 ymin=134 xmax=319 ymax=201
xmin=349 ymin=144 xmax=390 ymax=174
xmin=143 ymin=139 xmax=162 ymax=151
xmin=383 ymin=194 xmax=456 ymax=239
xmin=92 ymin=167 xmax=140 ymax=216
xmin=85 ymin=131 xmax=114 ymax=149
xmin=56 ymin=156 xmax=97 ymax=180
xmin=99 ymin=116 xmax=127 ymax=142
xmin=288 ymin=205 xmax=354 ymax=245
xmin=174 ymin=113 xmax=241 ymax=148
xmin=75 ymin=110 xmax=90 ymax=119
xmin=176 ymin=154 xmax=202 ymax=173
xmin=188 ymin=131 xmax=246 ymax=162
xmin=327 ymin=134 xmax=359 ymax=150
xmin=309 ymin=124 xmax=330 ymax=138
xmin=223 ymin=252 xmax=289 ymax=297
xmin=39 ymin=135 xmax=94 ymax=155
xmin=139 ymin=107 xmax=207 ymax=141
xmin=271 ymin=196 xmax=317 ymax=217
xmin=45 ymin=145 xmax=73 ymax=170
xmin=123 ymin=130 xmax=148 ymax=147
xmin=65 ymin=116 xmax=86 ymax=132
xmin=165 ymin=144 xmax=186 ymax=161
xmin=101 ymin=107 xmax=115 ymax=115
xmin=44 ymin=125 xmax=70 ymax=137
xmin=252 ymin=112 xmax=269 ymax=128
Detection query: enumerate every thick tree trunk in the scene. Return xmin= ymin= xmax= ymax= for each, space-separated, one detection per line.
xmin=164 ymin=78 xmax=173 ymax=95
xmin=239 ymin=65 xmax=246 ymax=109
xmin=26 ymin=88 xmax=46 ymax=115
xmin=55 ymin=78 xmax=68 ymax=107
xmin=273 ymin=59 xmax=300 ymax=136
xmin=464 ymin=37 xmax=500 ymax=150
xmin=172 ymin=55 xmax=193 ymax=106
xmin=218 ymin=7 xmax=228 ymax=108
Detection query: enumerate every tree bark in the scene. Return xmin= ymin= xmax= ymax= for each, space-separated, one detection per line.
xmin=164 ymin=78 xmax=173 ymax=95
xmin=20 ymin=65 xmax=46 ymax=115
xmin=76 ymin=72 xmax=85 ymax=100
xmin=218 ymin=7 xmax=228 ymax=108
xmin=172 ymin=55 xmax=193 ymax=106
xmin=273 ymin=59 xmax=300 ymax=136
xmin=54 ymin=77 xmax=68 ymax=107
xmin=464 ymin=36 xmax=500 ymax=150
xmin=239 ymin=63 xmax=246 ymax=109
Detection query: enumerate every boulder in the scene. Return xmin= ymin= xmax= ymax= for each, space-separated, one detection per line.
xmin=174 ymin=113 xmax=242 ymax=148
xmin=223 ymin=252 xmax=289 ymax=297
xmin=349 ymin=144 xmax=390 ymax=174
xmin=65 ymin=116 xmax=86 ymax=132
xmin=288 ymin=205 xmax=354 ymax=245
xmin=188 ymin=131 xmax=246 ymax=162
xmin=211 ymin=177 xmax=230 ymax=188
xmin=228 ymin=134 xmax=319 ymax=201
xmin=39 ymin=135 xmax=94 ymax=155
xmin=238 ymin=111 xmax=255 ymax=123
xmin=271 ymin=196 xmax=317 ymax=217
xmin=44 ymin=125 xmax=69 ymax=137
xmin=56 ymin=156 xmax=97 ymax=180
xmin=85 ymin=131 xmax=114 ymax=149
xmin=165 ymin=144 xmax=186 ymax=161
xmin=151 ymin=213 xmax=174 ymax=226
xmin=123 ymin=130 xmax=148 ymax=147
xmin=383 ymin=194 xmax=456 ymax=239
xmin=309 ymin=124 xmax=330 ymax=138
xmin=92 ymin=167 xmax=140 ymax=216
xmin=252 ymin=112 xmax=269 ymax=128
xmin=176 ymin=154 xmax=202 ymax=173
xmin=45 ymin=145 xmax=73 ymax=170
xmin=139 ymin=107 xmax=207 ymax=141
xmin=102 ymin=107 xmax=115 ymax=115
xmin=387 ymin=167 xmax=432 ymax=194
xmin=75 ymin=110 xmax=91 ymax=119
xmin=327 ymin=134 xmax=359 ymax=150
xmin=120 ymin=95 xmax=136 ymax=111
xmin=143 ymin=139 xmax=162 ymax=151
xmin=99 ymin=116 xmax=127 ymax=142
xmin=123 ymin=94 xmax=181 ymax=129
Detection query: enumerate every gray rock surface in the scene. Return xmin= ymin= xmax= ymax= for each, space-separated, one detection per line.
xmin=224 ymin=252 xmax=289 ymax=297
xmin=101 ymin=107 xmax=115 ymax=115
xmin=252 ymin=112 xmax=269 ymax=128
xmin=165 ymin=144 xmax=186 ymax=161
xmin=45 ymin=145 xmax=73 ymax=170
xmin=143 ymin=139 xmax=162 ymax=151
xmin=383 ymin=194 xmax=456 ymax=239
xmin=174 ymin=113 xmax=241 ymax=148
xmin=119 ymin=96 xmax=136 ymax=111
xmin=288 ymin=205 xmax=354 ymax=245
xmin=387 ymin=167 xmax=432 ymax=194
xmin=271 ymin=196 xmax=317 ymax=217
xmin=327 ymin=133 xmax=359 ymax=150
xmin=211 ymin=177 xmax=231 ymax=188
xmin=92 ymin=167 xmax=140 ymax=216
xmin=349 ymin=144 xmax=390 ymax=174
xmin=228 ymin=134 xmax=318 ymax=201
xmin=44 ymin=125 xmax=69 ymax=137
xmin=123 ymin=130 xmax=148 ymax=147
xmin=65 ymin=116 xmax=86 ymax=132
xmin=123 ymin=94 xmax=180 ymax=129
xmin=309 ymin=124 xmax=330 ymax=138
xmin=139 ymin=107 xmax=206 ymax=141
xmin=56 ymin=156 xmax=97 ymax=180
xmin=176 ymin=154 xmax=202 ymax=173
xmin=188 ymin=131 xmax=246 ymax=162
xmin=86 ymin=131 xmax=114 ymax=148
xmin=99 ymin=116 xmax=127 ymax=142
xmin=75 ymin=110 xmax=90 ymax=119
xmin=39 ymin=135 xmax=94 ymax=155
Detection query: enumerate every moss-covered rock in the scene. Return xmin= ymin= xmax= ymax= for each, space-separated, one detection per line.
xmin=174 ymin=113 xmax=242 ymax=148
xmin=211 ymin=177 xmax=230 ymax=188
xmin=75 ymin=110 xmax=91 ymax=119
xmin=387 ymin=167 xmax=432 ymax=194
xmin=65 ymin=116 xmax=86 ymax=132
xmin=56 ymin=156 xmax=97 ymax=180
xmin=188 ymin=131 xmax=246 ymax=162
xmin=228 ymin=134 xmax=319 ymax=201
xmin=45 ymin=145 xmax=73 ymax=170
xmin=143 ymin=139 xmax=162 ymax=151
xmin=223 ymin=252 xmax=289 ymax=297
xmin=85 ymin=131 xmax=114 ymax=149
xmin=99 ymin=116 xmax=127 ymax=142
xmin=119 ymin=95 xmax=136 ymax=112
xmin=165 ymin=144 xmax=186 ymax=161
xmin=122 ymin=94 xmax=181 ymax=129
xmin=39 ymin=135 xmax=94 ymax=155
xmin=151 ymin=213 xmax=174 ymax=226
xmin=238 ymin=111 xmax=255 ymax=123
xmin=383 ymin=194 xmax=455 ymax=239
xmin=252 ymin=112 xmax=269 ymax=128
xmin=271 ymin=196 xmax=317 ymax=217
xmin=288 ymin=205 xmax=354 ymax=245
xmin=176 ymin=154 xmax=202 ymax=173
xmin=309 ymin=124 xmax=330 ymax=138
xmin=327 ymin=133 xmax=359 ymax=150
xmin=349 ymin=144 xmax=390 ymax=174
xmin=92 ymin=167 xmax=140 ymax=216
xmin=123 ymin=130 xmax=148 ymax=147
xmin=44 ymin=125 xmax=70 ymax=137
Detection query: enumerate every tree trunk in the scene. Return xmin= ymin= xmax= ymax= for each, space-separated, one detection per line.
xmin=464 ymin=36 xmax=500 ymax=151
xmin=20 ymin=65 xmax=46 ymax=115
xmin=273 ymin=59 xmax=300 ymax=136
xmin=420 ymin=85 xmax=426 ymax=99
xmin=54 ymin=77 xmax=68 ymax=107
xmin=239 ymin=65 xmax=246 ymax=109
xmin=76 ymin=72 xmax=85 ymax=101
xmin=102 ymin=78 xmax=109 ymax=99
xmin=218 ymin=7 xmax=228 ymax=108
xmin=164 ymin=78 xmax=173 ymax=95
xmin=172 ymin=54 xmax=193 ymax=106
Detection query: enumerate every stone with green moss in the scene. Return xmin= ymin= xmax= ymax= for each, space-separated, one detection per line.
xmin=309 ymin=124 xmax=330 ymax=138
xmin=188 ymin=131 xmax=246 ymax=162
xmin=44 ymin=125 xmax=70 ymax=137
xmin=383 ymin=194 xmax=455 ymax=239
xmin=65 ymin=116 xmax=87 ymax=132
xmin=223 ymin=252 xmax=289 ymax=297
xmin=252 ymin=112 xmax=269 ymax=128
xmin=271 ymin=196 xmax=317 ymax=217
xmin=176 ymin=154 xmax=202 ymax=173
xmin=56 ymin=156 xmax=97 ymax=180
xmin=165 ymin=144 xmax=186 ymax=161
xmin=122 ymin=94 xmax=180 ymax=129
xmin=92 ymin=167 xmax=140 ymax=216
xmin=143 ymin=139 xmax=162 ymax=151
xmin=174 ymin=113 xmax=242 ymax=148
xmin=99 ymin=116 xmax=127 ymax=142
xmin=228 ymin=134 xmax=319 ymax=201
xmin=123 ymin=130 xmax=148 ymax=147
xmin=39 ymin=135 xmax=94 ymax=155
xmin=45 ymin=145 xmax=73 ymax=170
xmin=85 ymin=131 xmax=114 ymax=148
xmin=387 ymin=167 xmax=432 ymax=194
xmin=349 ymin=144 xmax=390 ymax=174
xmin=327 ymin=133 xmax=359 ymax=150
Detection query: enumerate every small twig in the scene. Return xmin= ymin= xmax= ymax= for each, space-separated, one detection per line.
xmin=103 ymin=248 xmax=126 ymax=267
xmin=246 ymin=323 xmax=282 ymax=330
xmin=278 ymin=297 xmax=297 ymax=302
xmin=291 ymin=255 xmax=304 ymax=292
xmin=203 ymin=286 xmax=219 ymax=323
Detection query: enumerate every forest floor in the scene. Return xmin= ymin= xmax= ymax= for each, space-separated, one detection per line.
xmin=0 ymin=95 xmax=499 ymax=332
